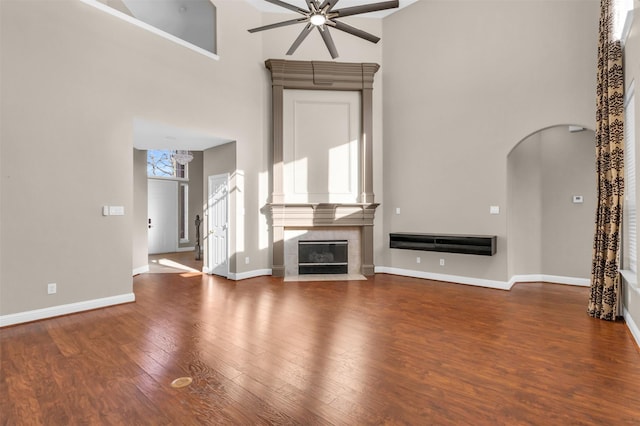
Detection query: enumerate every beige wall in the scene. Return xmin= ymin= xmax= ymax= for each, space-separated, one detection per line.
xmin=508 ymin=133 xmax=543 ymax=275
xmin=0 ymin=0 xmax=265 ymax=316
xmin=132 ymin=149 xmax=148 ymax=272
xmin=381 ymin=0 xmax=599 ymax=281
xmin=184 ymin=152 xmax=204 ymax=250
xmin=540 ymin=127 xmax=596 ymax=278
xmin=0 ymin=0 xmax=608 ymax=322
xmin=508 ymin=127 xmax=596 ymax=279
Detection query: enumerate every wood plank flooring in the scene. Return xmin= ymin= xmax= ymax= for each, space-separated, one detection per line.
xmin=2 ymin=267 xmax=640 ymax=424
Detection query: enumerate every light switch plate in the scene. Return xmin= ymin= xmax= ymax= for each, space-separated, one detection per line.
xmin=109 ymin=206 xmax=125 ymax=216
xmin=102 ymin=206 xmax=110 ymax=216
xmin=490 ymin=206 xmax=500 ymax=215
xmin=572 ymin=195 xmax=584 ymax=204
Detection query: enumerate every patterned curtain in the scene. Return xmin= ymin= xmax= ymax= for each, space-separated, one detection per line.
xmin=589 ymin=0 xmax=625 ymax=321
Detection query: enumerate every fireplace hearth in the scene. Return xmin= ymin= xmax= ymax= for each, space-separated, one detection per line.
xmin=298 ymin=240 xmax=348 ymax=275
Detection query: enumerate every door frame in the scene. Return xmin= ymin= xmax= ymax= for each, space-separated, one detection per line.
xmin=204 ymin=173 xmax=230 ymax=278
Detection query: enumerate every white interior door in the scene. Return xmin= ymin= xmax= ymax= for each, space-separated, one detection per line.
xmin=148 ymin=179 xmax=178 ymax=254
xmin=207 ymin=174 xmax=229 ymax=277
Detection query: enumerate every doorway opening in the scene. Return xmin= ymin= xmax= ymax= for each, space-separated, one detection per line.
xmin=507 ymin=124 xmax=596 ymax=282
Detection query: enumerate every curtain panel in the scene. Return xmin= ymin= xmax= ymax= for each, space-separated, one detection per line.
xmin=589 ymin=0 xmax=625 ymax=321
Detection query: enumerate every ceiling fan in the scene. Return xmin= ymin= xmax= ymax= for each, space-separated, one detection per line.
xmin=248 ymin=0 xmax=399 ymax=59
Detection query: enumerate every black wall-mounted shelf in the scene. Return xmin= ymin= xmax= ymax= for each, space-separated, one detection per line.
xmin=389 ymin=233 xmax=497 ymax=256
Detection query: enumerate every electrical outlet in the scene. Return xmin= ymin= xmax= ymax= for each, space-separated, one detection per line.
xmin=396 ymin=208 xmax=401 ymax=215
xmin=439 ymin=259 xmax=445 ymax=267
xmin=416 ymin=256 xmax=421 ymax=264
xmin=47 ymin=283 xmax=57 ymax=294
xmin=245 ymin=257 xmax=250 ymax=265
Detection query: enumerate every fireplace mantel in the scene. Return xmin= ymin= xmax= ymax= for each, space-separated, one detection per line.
xmin=269 ymin=203 xmax=379 ymax=227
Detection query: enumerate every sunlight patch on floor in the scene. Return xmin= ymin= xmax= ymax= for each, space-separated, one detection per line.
xmin=148 ymin=258 xmax=201 ymax=274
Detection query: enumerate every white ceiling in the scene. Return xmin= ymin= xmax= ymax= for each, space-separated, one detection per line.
xmin=133 ymin=118 xmax=232 ymax=151
xmin=245 ymin=0 xmax=418 ymax=18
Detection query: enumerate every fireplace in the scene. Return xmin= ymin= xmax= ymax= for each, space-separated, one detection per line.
xmin=298 ymin=240 xmax=348 ymax=274
xmin=265 ymin=60 xmax=381 ymax=277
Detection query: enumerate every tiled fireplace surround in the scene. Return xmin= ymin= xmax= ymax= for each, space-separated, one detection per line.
xmin=265 ymin=59 xmax=380 ymax=277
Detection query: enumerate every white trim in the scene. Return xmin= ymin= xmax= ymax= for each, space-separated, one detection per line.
xmin=133 ymin=265 xmax=150 ymax=276
xmin=620 ymin=269 xmax=638 ymax=290
xmin=78 ymin=0 xmax=220 ymax=61
xmin=374 ymin=266 xmax=511 ymax=290
xmin=176 ymin=246 xmax=195 ymax=252
xmin=229 ymin=269 xmax=273 ymax=281
xmin=622 ymin=9 xmax=634 ymax=46
xmin=623 ymin=307 xmax=640 ymax=348
xmin=508 ymin=274 xmax=590 ymax=288
xmin=0 ymin=293 xmax=135 ymax=328
xmin=373 ymin=268 xmax=590 ymax=290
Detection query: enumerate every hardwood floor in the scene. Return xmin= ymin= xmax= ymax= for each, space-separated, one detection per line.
xmin=2 ymin=271 xmax=640 ymax=425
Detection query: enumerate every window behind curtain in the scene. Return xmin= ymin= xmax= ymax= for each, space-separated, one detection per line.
xmin=625 ymin=83 xmax=636 ymax=273
xmin=613 ymin=0 xmax=634 ymax=40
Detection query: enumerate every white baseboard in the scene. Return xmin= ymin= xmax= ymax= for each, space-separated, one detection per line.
xmin=176 ymin=246 xmax=195 ymax=252
xmin=132 ymin=265 xmax=149 ymax=276
xmin=374 ymin=267 xmax=590 ymax=291
xmin=623 ymin=307 xmax=640 ymax=348
xmin=374 ymin=266 xmax=511 ymax=290
xmin=228 ymin=269 xmax=272 ymax=281
xmin=508 ymin=274 xmax=590 ymax=288
xmin=0 ymin=293 xmax=136 ymax=328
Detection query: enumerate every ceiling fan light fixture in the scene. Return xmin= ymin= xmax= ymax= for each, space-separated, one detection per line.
xmin=247 ymin=0 xmax=400 ymax=59
xmin=310 ymin=14 xmax=326 ymax=26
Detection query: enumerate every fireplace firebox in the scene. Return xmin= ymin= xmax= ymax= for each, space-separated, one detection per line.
xmin=298 ymin=240 xmax=348 ymax=274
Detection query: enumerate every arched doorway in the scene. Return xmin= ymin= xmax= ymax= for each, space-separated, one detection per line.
xmin=507 ymin=125 xmax=596 ymax=283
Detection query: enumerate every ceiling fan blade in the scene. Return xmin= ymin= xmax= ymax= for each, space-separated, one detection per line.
xmin=318 ymin=26 xmax=339 ymax=59
xmin=330 ymin=20 xmax=380 ymax=43
xmin=333 ymin=0 xmax=399 ymax=18
xmin=305 ymin=0 xmax=319 ymax=13
xmin=287 ymin=23 xmax=314 ymax=55
xmin=265 ymin=0 xmax=308 ymax=14
xmin=248 ymin=17 xmax=307 ymax=33
xmin=319 ymin=0 xmax=339 ymax=12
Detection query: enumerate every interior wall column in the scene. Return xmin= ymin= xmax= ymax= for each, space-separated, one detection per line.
xmin=361 ymin=84 xmax=374 ymax=204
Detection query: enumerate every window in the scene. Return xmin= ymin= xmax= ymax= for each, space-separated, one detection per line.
xmin=147 ymin=150 xmax=187 ymax=179
xmin=625 ymin=82 xmax=636 ymax=272
xmin=613 ymin=0 xmax=633 ymax=41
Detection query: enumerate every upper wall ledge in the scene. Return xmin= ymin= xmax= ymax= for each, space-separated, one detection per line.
xmin=79 ymin=0 xmax=220 ymax=61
